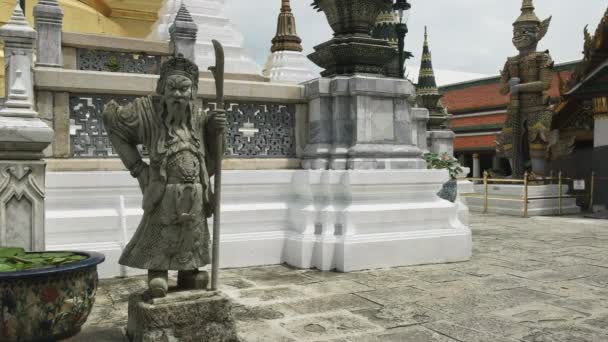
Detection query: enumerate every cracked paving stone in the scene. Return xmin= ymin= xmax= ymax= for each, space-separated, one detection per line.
xmin=549 ymin=297 xmax=608 ymax=315
xmin=424 ymin=320 xmax=519 ymax=342
xmin=472 ymin=274 xmax=538 ymax=291
xmin=522 ymin=325 xmax=608 ymax=342
xmin=65 ymin=325 xmax=128 ymax=342
xmin=222 ymin=264 xmax=301 ymax=278
xmin=245 ymin=273 xmax=317 ymax=287
xmin=493 ymin=303 xmax=589 ymax=328
xmin=352 ymin=303 xmax=445 ymax=329
xmin=233 ymin=305 xmax=285 ymax=322
xmin=302 ymin=280 xmax=375 ymax=296
xmin=448 ymin=263 xmax=512 ymax=277
xmin=355 ymin=286 xmax=428 ymax=305
xmin=447 ymin=313 xmax=535 ymax=340
xmin=277 ymin=293 xmax=380 ymax=315
xmin=347 ymin=325 xmax=459 ymax=342
xmin=279 ymin=312 xmax=381 ymax=341
xmin=583 ymin=313 xmax=608 ymax=331
xmin=236 ymin=286 xmax=308 ymax=305
xmin=577 ymin=274 xmax=608 ymax=288
xmin=415 ymin=270 xmax=468 ymax=284
xmin=513 ymin=265 xmax=608 ymax=283
xmin=238 ymin=321 xmax=296 ymax=342
xmin=221 ymin=277 xmax=256 ymax=289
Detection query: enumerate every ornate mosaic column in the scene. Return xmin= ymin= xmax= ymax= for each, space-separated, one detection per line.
xmin=0 ymin=1 xmax=53 ymax=250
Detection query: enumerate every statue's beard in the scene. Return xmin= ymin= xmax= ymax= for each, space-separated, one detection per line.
xmin=164 ymin=102 xmax=191 ymax=142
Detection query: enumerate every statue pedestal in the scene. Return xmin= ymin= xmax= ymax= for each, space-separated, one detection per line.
xmin=467 ymin=184 xmax=581 ymax=217
xmin=126 ymin=290 xmax=239 ymax=342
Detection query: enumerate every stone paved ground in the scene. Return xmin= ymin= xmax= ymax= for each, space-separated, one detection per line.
xmin=69 ymin=213 xmax=608 ymax=342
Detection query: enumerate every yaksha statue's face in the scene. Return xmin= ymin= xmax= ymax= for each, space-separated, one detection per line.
xmin=512 ymin=23 xmax=539 ymax=51
xmin=164 ymin=74 xmax=193 ymax=113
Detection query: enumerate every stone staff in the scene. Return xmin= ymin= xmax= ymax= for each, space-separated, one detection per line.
xmin=209 ymin=39 xmax=225 ymax=291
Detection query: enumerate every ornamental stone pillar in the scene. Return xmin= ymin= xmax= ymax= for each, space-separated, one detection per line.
xmin=169 ymin=4 xmax=198 ymax=61
xmin=0 ymin=1 xmax=53 ymax=251
xmin=33 ymin=0 xmax=64 ymax=68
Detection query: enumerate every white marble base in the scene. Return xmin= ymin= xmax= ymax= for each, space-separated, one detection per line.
xmin=263 ymin=51 xmax=317 ymax=84
xmin=45 ymin=169 xmax=471 ymax=278
xmin=466 ymin=184 xmax=581 ymax=217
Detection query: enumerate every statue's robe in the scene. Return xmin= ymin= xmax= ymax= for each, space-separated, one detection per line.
xmin=499 ymin=51 xmax=554 ymax=160
xmin=103 ymin=96 xmax=221 ymax=270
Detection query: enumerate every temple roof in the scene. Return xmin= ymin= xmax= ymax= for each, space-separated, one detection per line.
xmin=270 ymin=0 xmax=302 ymax=53
xmin=563 ymin=7 xmax=608 ymax=98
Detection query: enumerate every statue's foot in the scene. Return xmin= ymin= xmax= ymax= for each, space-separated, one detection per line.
xmin=147 ymin=270 xmax=169 ymax=298
xmin=177 ymin=270 xmax=209 ymax=291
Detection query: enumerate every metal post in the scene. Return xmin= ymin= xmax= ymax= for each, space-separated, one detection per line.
xmin=549 ymin=170 xmax=553 ymax=185
xmin=523 ymin=171 xmax=529 ymax=218
xmin=558 ymin=170 xmax=563 ymax=216
xmin=590 ymin=171 xmax=595 ymax=212
xmin=483 ymin=171 xmax=489 ymax=214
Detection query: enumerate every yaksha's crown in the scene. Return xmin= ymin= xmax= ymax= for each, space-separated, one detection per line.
xmin=514 ymin=0 xmax=541 ymax=26
xmin=156 ymin=54 xmax=199 ymax=94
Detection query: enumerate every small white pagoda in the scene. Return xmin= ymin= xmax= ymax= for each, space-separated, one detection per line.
xmin=147 ymin=0 xmax=261 ymax=75
xmin=263 ymin=0 xmax=316 ymax=84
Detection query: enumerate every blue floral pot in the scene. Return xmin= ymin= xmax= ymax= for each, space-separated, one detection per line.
xmin=0 ymin=251 xmax=105 ymax=342
xmin=437 ymin=179 xmax=458 ymax=203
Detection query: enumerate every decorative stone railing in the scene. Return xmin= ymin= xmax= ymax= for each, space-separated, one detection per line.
xmin=34 ymin=32 xmax=308 ymax=170
xmin=61 ymin=32 xmax=172 ymax=74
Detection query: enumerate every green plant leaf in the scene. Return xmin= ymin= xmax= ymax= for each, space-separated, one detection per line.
xmin=0 ymin=263 xmax=16 ymax=272
xmin=41 ymin=252 xmax=74 ymax=258
xmin=0 ymin=247 xmax=25 ymax=258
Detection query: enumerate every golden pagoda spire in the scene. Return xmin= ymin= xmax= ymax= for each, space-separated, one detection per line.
xmin=270 ymin=0 xmax=303 ymax=52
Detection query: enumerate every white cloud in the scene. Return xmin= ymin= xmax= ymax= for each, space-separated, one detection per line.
xmin=225 ymin=0 xmax=605 ymax=82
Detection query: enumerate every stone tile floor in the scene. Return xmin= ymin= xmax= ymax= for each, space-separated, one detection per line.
xmin=70 ymin=213 xmax=608 ymax=341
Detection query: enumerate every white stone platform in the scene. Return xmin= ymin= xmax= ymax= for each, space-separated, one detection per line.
xmin=45 ymin=169 xmax=471 ymax=279
xmin=465 ymin=184 xmax=581 ymax=217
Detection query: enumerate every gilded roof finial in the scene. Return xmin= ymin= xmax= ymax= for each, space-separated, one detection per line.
xmin=270 ymin=0 xmax=303 ymax=52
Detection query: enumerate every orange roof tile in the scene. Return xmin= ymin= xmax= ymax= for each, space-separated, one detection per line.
xmin=442 ymin=70 xmax=574 ymax=114
xmin=455 ymin=135 xmax=497 ymax=150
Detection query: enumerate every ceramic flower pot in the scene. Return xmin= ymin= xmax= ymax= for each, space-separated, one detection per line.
xmin=312 ymin=0 xmax=393 ymax=36
xmin=0 ymin=251 xmax=105 ymax=342
xmin=437 ymin=178 xmax=458 ymax=203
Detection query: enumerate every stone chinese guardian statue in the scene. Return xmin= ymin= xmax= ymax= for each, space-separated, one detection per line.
xmin=498 ymin=0 xmax=553 ymax=178
xmin=103 ymin=55 xmax=226 ymax=298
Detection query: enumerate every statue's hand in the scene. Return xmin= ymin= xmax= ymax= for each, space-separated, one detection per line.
xmin=208 ymin=109 xmax=227 ymax=133
xmin=134 ymin=162 xmax=150 ymax=193
xmin=508 ymin=77 xmax=521 ymax=95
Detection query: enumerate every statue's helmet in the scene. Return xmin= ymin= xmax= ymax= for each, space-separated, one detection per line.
xmin=156 ymin=54 xmax=199 ymax=95
xmin=513 ymin=0 xmax=541 ymax=27
xmin=512 ymin=0 xmax=551 ymax=50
